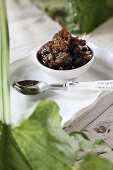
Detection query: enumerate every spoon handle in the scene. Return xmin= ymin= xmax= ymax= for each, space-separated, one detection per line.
xmin=66 ymin=80 xmax=113 ymax=91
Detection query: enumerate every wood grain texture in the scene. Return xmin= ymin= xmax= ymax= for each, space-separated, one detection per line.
xmin=82 ymin=94 xmax=113 ymax=161
xmin=83 ymin=100 xmax=113 ymax=147
xmin=64 ymin=92 xmax=113 ymax=132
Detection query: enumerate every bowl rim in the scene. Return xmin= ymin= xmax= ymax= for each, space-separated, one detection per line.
xmin=35 ymin=46 xmax=94 ymax=72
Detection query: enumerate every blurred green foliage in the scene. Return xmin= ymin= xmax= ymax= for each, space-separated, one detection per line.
xmin=32 ymin=0 xmax=113 ymax=33
xmin=70 ymin=0 xmax=113 ymax=33
xmin=32 ymin=0 xmax=78 ymax=33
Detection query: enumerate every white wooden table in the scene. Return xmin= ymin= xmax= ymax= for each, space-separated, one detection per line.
xmin=8 ymin=0 xmax=113 ymax=161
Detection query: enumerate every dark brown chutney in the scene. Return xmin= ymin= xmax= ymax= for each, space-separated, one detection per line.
xmin=37 ymin=29 xmax=93 ymax=70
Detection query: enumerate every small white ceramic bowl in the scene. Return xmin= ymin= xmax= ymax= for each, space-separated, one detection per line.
xmin=35 ymin=49 xmax=94 ymax=80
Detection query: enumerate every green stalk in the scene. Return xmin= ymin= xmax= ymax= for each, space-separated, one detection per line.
xmin=0 ymin=0 xmax=10 ymax=124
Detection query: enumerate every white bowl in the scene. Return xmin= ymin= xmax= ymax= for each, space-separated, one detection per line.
xmin=35 ymin=49 xmax=94 ymax=80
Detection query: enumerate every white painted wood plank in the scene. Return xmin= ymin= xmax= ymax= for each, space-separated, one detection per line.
xmin=83 ymin=101 xmax=113 ymax=147
xmin=64 ymin=92 xmax=113 ymax=133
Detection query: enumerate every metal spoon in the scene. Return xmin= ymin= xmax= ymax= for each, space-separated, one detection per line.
xmin=13 ymin=80 xmax=67 ymax=95
xmin=13 ymin=80 xmax=113 ymax=95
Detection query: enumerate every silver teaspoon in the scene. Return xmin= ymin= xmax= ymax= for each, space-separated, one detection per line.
xmin=13 ymin=80 xmax=113 ymax=95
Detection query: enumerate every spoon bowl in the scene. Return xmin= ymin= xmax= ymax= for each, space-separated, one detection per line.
xmin=13 ymin=80 xmax=48 ymax=95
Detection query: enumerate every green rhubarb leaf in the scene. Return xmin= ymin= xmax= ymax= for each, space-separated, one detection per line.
xmin=70 ymin=132 xmax=111 ymax=153
xmin=12 ymin=100 xmax=80 ymax=170
xmin=78 ymin=154 xmax=113 ymax=170
xmin=0 ymin=124 xmax=33 ymax=170
xmin=10 ymin=100 xmax=112 ymax=170
xmin=91 ymin=139 xmax=112 ymax=153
